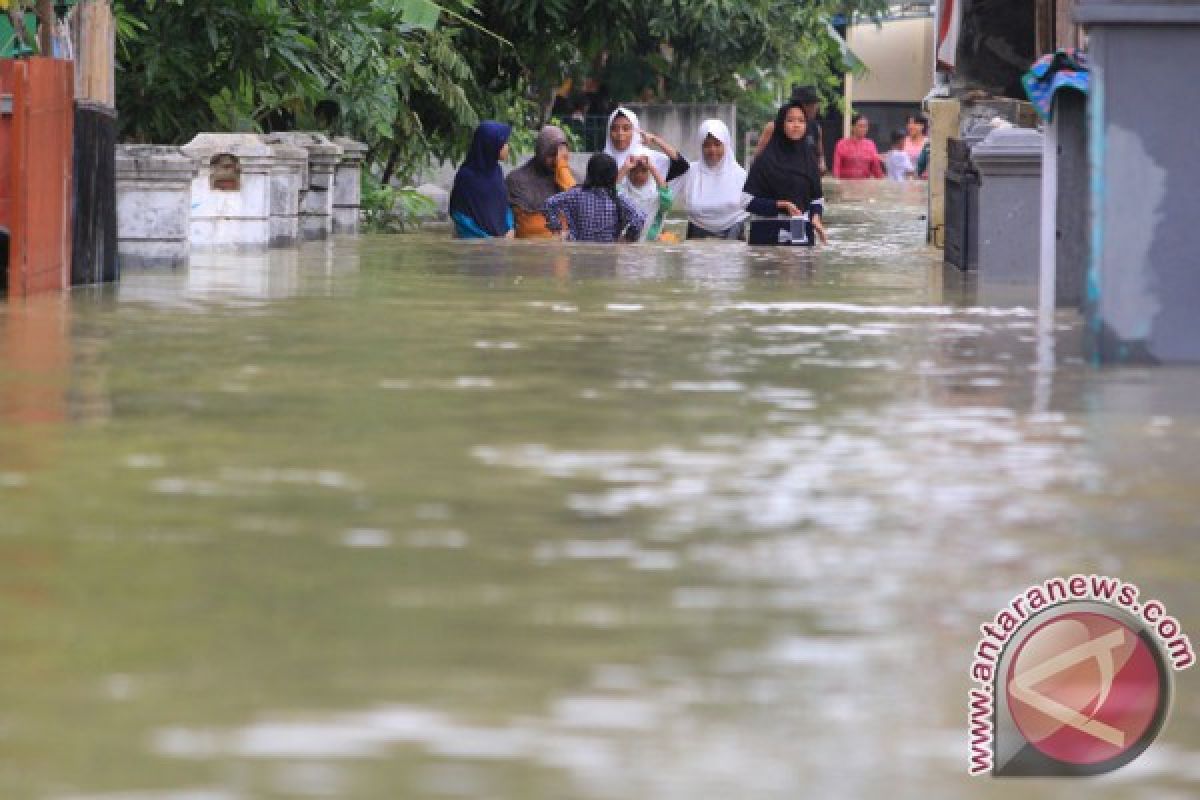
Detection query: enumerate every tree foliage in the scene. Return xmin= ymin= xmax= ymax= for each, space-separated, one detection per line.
xmin=463 ymin=1 xmax=888 ymax=105
xmin=114 ymin=0 xmax=889 ymax=181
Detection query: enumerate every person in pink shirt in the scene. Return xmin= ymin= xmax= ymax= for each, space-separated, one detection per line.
xmin=903 ymin=114 xmax=929 ymax=179
xmin=833 ymin=114 xmax=884 ymax=179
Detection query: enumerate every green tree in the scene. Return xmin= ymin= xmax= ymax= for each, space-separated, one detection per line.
xmin=113 ymin=0 xmax=888 ymax=183
xmin=115 ymin=0 xmax=487 ymax=182
xmin=462 ymin=0 xmax=888 ymax=109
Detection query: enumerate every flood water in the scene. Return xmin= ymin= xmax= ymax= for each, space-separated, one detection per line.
xmin=2 ymin=182 xmax=1199 ymax=799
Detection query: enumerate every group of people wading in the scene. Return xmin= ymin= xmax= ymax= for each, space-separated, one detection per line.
xmin=448 ymin=91 xmax=834 ymax=247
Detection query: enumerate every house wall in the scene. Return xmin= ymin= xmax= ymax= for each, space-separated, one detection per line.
xmin=846 ymin=17 xmax=936 ymax=105
xmin=621 ymin=104 xmax=738 ymax=162
xmin=844 ymin=16 xmax=936 ymax=145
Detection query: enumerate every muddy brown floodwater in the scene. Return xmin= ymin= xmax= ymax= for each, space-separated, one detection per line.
xmin=1 ymin=181 xmax=1198 ymax=799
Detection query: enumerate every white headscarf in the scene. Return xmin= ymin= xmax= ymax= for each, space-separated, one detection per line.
xmin=671 ymin=119 xmax=749 ymax=234
xmin=619 ymin=175 xmax=661 ymax=219
xmin=618 ymin=173 xmax=663 ymax=242
xmin=604 ymin=107 xmax=671 ymax=175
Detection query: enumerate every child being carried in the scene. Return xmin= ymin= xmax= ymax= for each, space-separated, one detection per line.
xmin=618 ymin=154 xmax=674 ymax=242
xmin=884 ymin=130 xmax=916 ymax=182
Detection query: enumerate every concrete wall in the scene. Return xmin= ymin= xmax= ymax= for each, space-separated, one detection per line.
xmin=846 ymin=17 xmax=935 ymax=105
xmin=117 ymin=134 xmax=365 ymax=262
xmin=620 ymin=104 xmax=738 ymax=161
xmin=927 ymin=98 xmax=961 ymax=249
xmin=1082 ymin=2 xmax=1200 ymax=362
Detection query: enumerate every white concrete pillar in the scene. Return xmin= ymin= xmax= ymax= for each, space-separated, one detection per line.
xmin=265 ymin=141 xmax=307 ymax=248
xmin=181 ymin=133 xmax=274 ymax=250
xmin=115 ymin=145 xmax=198 ymax=268
xmin=332 ymin=137 xmax=368 ymax=234
xmin=263 ymin=133 xmax=343 ymax=240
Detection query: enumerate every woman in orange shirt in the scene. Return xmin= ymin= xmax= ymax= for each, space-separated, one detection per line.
xmin=506 ymin=126 xmax=578 ymax=238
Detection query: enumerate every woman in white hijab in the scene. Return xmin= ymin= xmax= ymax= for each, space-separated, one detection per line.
xmin=670 ymin=119 xmax=750 ymax=240
xmin=604 ymin=107 xmax=677 ymax=177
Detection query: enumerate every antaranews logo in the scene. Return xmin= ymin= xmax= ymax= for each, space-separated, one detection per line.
xmin=968 ymin=575 xmax=1195 ymax=777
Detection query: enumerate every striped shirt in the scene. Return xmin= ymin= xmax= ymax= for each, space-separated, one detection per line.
xmin=544 ymin=187 xmax=646 ymax=243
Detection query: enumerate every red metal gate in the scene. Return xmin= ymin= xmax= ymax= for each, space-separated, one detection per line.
xmin=0 ymin=57 xmax=74 ymax=298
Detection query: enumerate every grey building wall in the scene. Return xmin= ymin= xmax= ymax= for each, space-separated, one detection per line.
xmin=1081 ymin=1 xmax=1200 ymax=362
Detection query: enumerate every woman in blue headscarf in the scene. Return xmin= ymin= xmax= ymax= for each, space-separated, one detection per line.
xmin=449 ymin=121 xmax=514 ymax=239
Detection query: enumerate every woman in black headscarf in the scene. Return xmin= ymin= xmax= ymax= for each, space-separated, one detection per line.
xmin=754 ymin=86 xmax=825 ymax=173
xmin=744 ymin=102 xmax=829 ymax=245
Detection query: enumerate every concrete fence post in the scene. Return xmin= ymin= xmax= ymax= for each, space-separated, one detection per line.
xmin=115 ymin=145 xmax=198 ymax=268
xmin=971 ymin=126 xmax=1043 ymax=303
xmin=333 ymin=137 xmax=368 ymax=234
xmin=264 ymin=141 xmax=308 ymax=248
xmin=181 ymin=133 xmax=274 ymax=250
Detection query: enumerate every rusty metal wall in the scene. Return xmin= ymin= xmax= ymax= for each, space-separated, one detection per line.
xmin=0 ymin=57 xmax=74 ymax=298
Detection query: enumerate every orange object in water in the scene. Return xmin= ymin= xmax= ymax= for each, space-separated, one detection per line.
xmin=0 ymin=58 xmax=74 ymax=298
xmin=513 ymin=207 xmax=557 ymax=239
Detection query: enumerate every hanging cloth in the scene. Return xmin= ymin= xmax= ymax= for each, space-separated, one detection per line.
xmin=937 ymin=0 xmax=962 ymax=71
xmin=1022 ymin=49 xmax=1090 ymax=121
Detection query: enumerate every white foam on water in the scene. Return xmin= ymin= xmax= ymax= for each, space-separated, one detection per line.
xmin=727 ymin=302 xmax=1034 ymax=317
xmin=669 ymin=381 xmax=745 ymax=392
xmin=340 ymin=528 xmax=392 ymax=548
xmin=123 ymin=454 xmax=166 ymax=469
xmin=451 ymin=376 xmax=495 ymax=389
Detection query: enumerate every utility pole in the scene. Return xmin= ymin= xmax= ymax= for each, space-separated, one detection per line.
xmin=35 ymin=0 xmax=54 ymax=54
xmin=1035 ymin=0 xmax=1055 ymax=56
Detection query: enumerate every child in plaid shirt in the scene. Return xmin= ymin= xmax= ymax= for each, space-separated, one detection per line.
xmin=545 ymin=153 xmax=646 ymax=243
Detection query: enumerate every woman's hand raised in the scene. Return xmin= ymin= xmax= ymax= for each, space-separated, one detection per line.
xmin=641 ymin=131 xmax=678 ymax=160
